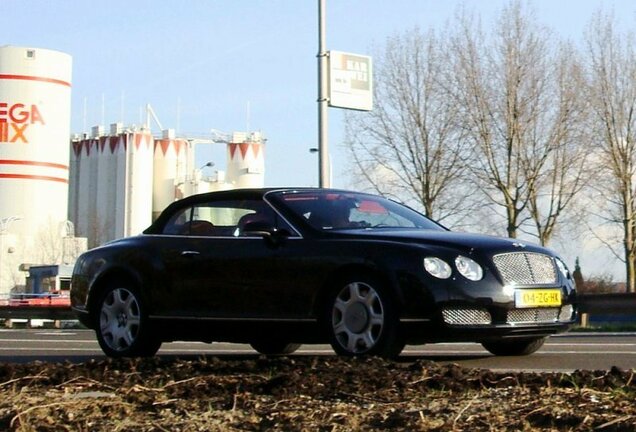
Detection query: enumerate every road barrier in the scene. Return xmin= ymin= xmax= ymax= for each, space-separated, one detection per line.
xmin=577 ymin=293 xmax=636 ymax=314
xmin=577 ymin=293 xmax=636 ymax=328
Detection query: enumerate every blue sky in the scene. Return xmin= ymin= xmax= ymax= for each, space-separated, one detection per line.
xmin=3 ymin=0 xmax=636 ymax=278
xmin=3 ymin=0 xmax=634 ymax=189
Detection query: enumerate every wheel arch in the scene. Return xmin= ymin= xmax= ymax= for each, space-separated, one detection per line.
xmin=313 ymin=263 xmax=405 ymax=319
xmin=86 ymin=268 xmax=145 ymax=329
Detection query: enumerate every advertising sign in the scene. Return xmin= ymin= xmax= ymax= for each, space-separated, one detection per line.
xmin=328 ymin=51 xmax=372 ymax=111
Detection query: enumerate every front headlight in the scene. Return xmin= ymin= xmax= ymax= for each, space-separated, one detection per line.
xmin=455 ymin=255 xmax=483 ymax=281
xmin=424 ymin=257 xmax=452 ymax=279
xmin=555 ymin=258 xmax=570 ymax=279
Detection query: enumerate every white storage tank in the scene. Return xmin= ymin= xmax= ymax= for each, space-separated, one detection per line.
xmin=0 ymin=46 xmax=72 ymax=236
xmin=153 ymin=130 xmax=189 ymax=220
xmin=226 ymin=132 xmax=265 ymax=188
xmin=124 ymin=131 xmax=154 ymax=236
xmin=69 ymin=129 xmax=155 ymax=245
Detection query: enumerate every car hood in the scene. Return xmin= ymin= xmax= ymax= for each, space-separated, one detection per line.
xmin=338 ymin=229 xmax=552 ymax=255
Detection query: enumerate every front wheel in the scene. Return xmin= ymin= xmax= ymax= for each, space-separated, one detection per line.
xmin=482 ymin=337 xmax=546 ymax=356
xmin=325 ymin=275 xmax=404 ymax=358
xmin=95 ymin=283 xmax=161 ymax=358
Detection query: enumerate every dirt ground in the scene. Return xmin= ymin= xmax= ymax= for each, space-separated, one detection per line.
xmin=1 ymin=356 xmax=635 ymax=431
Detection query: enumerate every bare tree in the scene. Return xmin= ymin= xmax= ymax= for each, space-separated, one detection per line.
xmin=344 ymin=28 xmax=473 ymax=227
xmin=586 ymin=12 xmax=636 ymax=292
xmin=36 ymin=219 xmax=65 ymax=264
xmin=526 ymin=43 xmax=591 ymax=245
xmin=451 ymin=2 xmax=589 ymax=241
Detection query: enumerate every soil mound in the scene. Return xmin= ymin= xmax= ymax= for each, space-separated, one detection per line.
xmin=1 ymin=356 xmax=635 ymax=431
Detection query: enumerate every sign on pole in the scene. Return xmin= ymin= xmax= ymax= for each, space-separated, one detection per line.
xmin=328 ymin=50 xmax=373 ymax=111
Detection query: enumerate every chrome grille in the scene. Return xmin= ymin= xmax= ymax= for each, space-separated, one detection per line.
xmin=493 ymin=253 xmax=557 ymax=285
xmin=507 ymin=308 xmax=559 ymax=324
xmin=442 ymin=308 xmax=491 ymax=325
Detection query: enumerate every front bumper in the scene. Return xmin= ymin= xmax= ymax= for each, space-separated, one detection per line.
xmin=71 ymin=306 xmax=93 ymax=329
xmin=402 ymin=303 xmax=576 ymax=344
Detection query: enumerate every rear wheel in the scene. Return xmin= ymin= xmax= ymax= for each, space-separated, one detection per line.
xmin=482 ymin=337 xmax=546 ymax=356
xmin=249 ymin=340 xmax=301 ymax=356
xmin=95 ymin=282 xmax=161 ymax=358
xmin=325 ymin=275 xmax=404 ymax=358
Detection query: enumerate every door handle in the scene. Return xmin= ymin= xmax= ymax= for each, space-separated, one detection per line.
xmin=181 ymin=250 xmax=200 ymax=257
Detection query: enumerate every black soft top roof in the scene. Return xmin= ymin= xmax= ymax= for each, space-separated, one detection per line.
xmin=143 ymin=187 xmax=353 ymax=234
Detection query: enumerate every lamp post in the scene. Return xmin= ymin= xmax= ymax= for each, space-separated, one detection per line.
xmin=199 ymin=161 xmax=215 ymax=183
xmin=318 ymin=0 xmax=330 ymax=188
xmin=310 ymin=147 xmax=331 ymax=187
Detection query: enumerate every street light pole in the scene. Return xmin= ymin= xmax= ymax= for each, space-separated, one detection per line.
xmin=318 ymin=0 xmax=330 ymax=188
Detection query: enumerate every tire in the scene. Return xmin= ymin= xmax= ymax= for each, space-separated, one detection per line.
xmin=482 ymin=337 xmax=546 ymax=356
xmin=250 ymin=340 xmax=302 ymax=356
xmin=94 ymin=282 xmax=161 ymax=358
xmin=325 ymin=274 xmax=404 ymax=358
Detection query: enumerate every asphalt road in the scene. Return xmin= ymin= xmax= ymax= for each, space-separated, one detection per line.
xmin=1 ymin=328 xmax=635 ymax=372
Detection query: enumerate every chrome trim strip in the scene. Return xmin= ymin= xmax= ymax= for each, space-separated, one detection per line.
xmin=144 ymin=234 xmax=303 ymax=240
xmin=149 ymin=315 xmax=316 ymax=322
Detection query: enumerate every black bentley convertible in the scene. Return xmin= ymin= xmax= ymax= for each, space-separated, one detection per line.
xmin=70 ymin=188 xmax=577 ymax=358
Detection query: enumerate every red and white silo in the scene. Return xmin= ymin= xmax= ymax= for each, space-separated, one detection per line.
xmin=153 ymin=130 xmax=190 ymax=220
xmin=124 ymin=131 xmax=154 ymax=236
xmin=226 ymin=132 xmax=265 ymax=188
xmin=0 ymin=46 xmax=72 ymax=236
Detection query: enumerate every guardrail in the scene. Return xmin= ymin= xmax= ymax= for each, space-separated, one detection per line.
xmin=577 ymin=293 xmax=636 ymax=315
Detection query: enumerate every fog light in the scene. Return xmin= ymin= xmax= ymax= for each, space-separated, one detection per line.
xmin=559 ymin=304 xmax=574 ymax=322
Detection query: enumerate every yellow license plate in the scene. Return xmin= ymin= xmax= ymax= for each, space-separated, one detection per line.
xmin=515 ymin=289 xmax=562 ymax=308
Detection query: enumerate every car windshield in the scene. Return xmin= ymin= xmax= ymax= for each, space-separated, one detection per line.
xmin=269 ymin=190 xmax=445 ymax=232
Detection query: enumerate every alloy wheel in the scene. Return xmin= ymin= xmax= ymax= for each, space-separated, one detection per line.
xmin=331 ymin=281 xmax=385 ymax=354
xmin=99 ymin=288 xmax=141 ymax=352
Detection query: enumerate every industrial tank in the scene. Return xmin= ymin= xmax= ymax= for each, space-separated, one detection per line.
xmin=0 ymin=46 xmax=72 ymax=236
xmin=226 ymin=132 xmax=265 ymax=188
xmin=70 ymin=128 xmax=154 ymax=244
xmin=153 ymin=130 xmax=190 ymax=220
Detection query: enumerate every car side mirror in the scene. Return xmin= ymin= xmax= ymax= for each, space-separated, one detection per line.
xmin=242 ymin=221 xmax=288 ymax=245
xmin=242 ymin=220 xmax=274 ymax=235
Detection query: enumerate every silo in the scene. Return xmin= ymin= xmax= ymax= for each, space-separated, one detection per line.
xmin=124 ymin=131 xmax=154 ymax=236
xmin=153 ymin=130 xmax=189 ymax=220
xmin=226 ymin=132 xmax=265 ymax=188
xmin=0 ymin=46 xmax=72 ymax=237
xmin=72 ymin=136 xmax=93 ymax=240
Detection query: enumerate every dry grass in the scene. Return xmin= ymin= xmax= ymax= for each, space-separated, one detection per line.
xmin=1 ymin=356 xmax=635 ymax=431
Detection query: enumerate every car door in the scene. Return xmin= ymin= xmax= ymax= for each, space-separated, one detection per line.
xmin=157 ymin=197 xmax=311 ymax=319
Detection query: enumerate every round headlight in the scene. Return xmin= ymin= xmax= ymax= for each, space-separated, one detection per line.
xmin=424 ymin=257 xmax=452 ymax=279
xmin=455 ymin=255 xmax=483 ymax=281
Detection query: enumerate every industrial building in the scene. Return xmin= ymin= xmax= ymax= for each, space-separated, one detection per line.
xmin=69 ymin=126 xmax=266 ymax=247
xmin=0 ymin=45 xmax=266 ymax=296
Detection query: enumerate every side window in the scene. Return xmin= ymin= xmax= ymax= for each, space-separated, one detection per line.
xmin=161 ymin=199 xmax=297 ymax=237
xmin=163 ymin=207 xmax=192 ymax=235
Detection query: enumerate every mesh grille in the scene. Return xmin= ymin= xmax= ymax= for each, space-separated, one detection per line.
xmin=507 ymin=308 xmax=559 ymax=324
xmin=442 ymin=308 xmax=491 ymax=325
xmin=493 ymin=253 xmax=557 ymax=285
